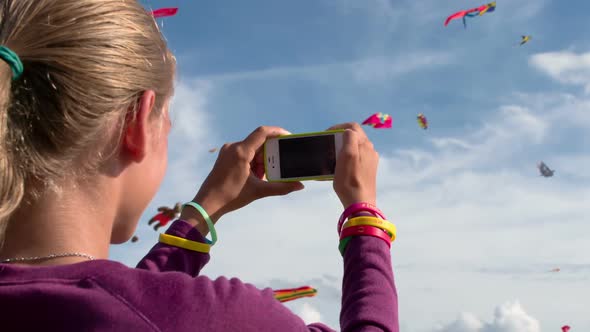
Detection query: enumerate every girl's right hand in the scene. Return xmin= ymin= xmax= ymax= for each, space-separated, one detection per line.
xmin=328 ymin=123 xmax=379 ymax=208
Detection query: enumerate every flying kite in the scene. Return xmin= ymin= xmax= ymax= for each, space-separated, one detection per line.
xmin=562 ymin=325 xmax=571 ymax=332
xmin=537 ymin=161 xmax=555 ymax=177
xmin=417 ymin=113 xmax=428 ymax=129
xmin=549 ymin=268 xmax=560 ymax=273
xmin=209 ymin=148 xmax=218 ymax=153
xmin=520 ymin=35 xmax=532 ymax=46
xmin=148 ymin=203 xmax=182 ymax=231
xmin=131 ymin=235 xmax=139 ymax=243
xmin=362 ymin=112 xmax=392 ymax=129
xmin=151 ymin=7 xmax=179 ymax=18
xmin=444 ymin=2 xmax=496 ymax=28
xmin=273 ymin=286 xmax=317 ymax=303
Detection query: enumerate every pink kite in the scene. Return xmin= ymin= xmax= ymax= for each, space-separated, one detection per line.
xmin=362 ymin=112 xmax=392 ymax=129
xmin=152 ymin=7 xmax=178 ymax=18
xmin=444 ymin=2 xmax=496 ymax=28
xmin=562 ymin=325 xmax=571 ymax=332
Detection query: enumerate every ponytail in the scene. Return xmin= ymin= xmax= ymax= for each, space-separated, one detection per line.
xmin=0 ymin=45 xmax=25 ymax=244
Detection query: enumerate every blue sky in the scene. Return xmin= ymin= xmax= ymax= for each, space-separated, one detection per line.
xmin=110 ymin=1 xmax=590 ymax=331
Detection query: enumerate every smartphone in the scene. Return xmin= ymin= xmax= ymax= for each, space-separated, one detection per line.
xmin=264 ymin=130 xmax=344 ymax=182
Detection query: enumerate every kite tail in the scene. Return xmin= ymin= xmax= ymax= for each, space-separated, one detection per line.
xmin=273 ymin=286 xmax=317 ymax=303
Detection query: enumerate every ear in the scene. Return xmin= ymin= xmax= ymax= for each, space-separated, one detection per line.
xmin=122 ymin=90 xmax=156 ymax=162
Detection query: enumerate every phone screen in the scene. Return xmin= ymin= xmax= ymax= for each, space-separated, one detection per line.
xmin=279 ymin=135 xmax=336 ymax=178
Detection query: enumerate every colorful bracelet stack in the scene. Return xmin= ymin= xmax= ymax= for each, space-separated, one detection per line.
xmin=158 ymin=201 xmax=217 ymax=254
xmin=337 ymin=202 xmax=397 ymax=256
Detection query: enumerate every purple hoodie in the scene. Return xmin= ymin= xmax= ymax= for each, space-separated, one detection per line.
xmin=0 ymin=220 xmax=398 ymax=331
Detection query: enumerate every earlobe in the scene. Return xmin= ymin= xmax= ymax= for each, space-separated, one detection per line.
xmin=122 ymin=90 xmax=157 ymax=162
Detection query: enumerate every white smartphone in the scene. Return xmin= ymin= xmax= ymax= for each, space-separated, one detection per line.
xmin=264 ymin=130 xmax=345 ymax=182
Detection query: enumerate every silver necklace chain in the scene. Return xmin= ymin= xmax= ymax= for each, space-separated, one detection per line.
xmin=1 ymin=252 xmax=96 ymax=264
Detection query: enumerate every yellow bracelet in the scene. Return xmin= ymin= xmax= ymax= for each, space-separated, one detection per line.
xmin=159 ymin=233 xmax=211 ymax=253
xmin=343 ymin=216 xmax=397 ymax=242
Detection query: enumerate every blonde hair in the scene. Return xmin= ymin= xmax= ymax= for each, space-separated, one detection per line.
xmin=0 ymin=0 xmax=175 ymax=238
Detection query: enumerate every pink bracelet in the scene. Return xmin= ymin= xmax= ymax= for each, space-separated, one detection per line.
xmin=339 ymin=225 xmax=391 ymax=248
xmin=337 ymin=202 xmax=386 ymax=234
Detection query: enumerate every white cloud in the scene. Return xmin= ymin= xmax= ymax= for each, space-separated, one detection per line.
xmin=298 ymin=303 xmax=323 ymax=325
xmin=351 ymin=53 xmax=452 ymax=82
xmin=163 ymin=78 xmax=218 ymax=202
xmin=195 ymin=52 xmax=453 ymax=84
xmin=430 ymin=138 xmax=475 ymax=151
xmin=169 ymin=79 xmax=213 ymax=143
xmin=435 ymin=301 xmax=540 ymax=332
xmin=482 ymin=302 xmax=540 ymax=332
xmin=530 ymin=51 xmax=590 ymax=92
xmin=435 ymin=312 xmax=483 ymax=332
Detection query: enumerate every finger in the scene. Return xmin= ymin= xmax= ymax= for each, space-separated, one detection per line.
xmin=327 ymin=122 xmax=367 ymax=141
xmin=250 ymin=177 xmax=304 ymax=198
xmin=335 ymin=129 xmax=360 ymax=178
xmin=241 ymin=126 xmax=290 ymax=153
xmin=253 ymin=144 xmax=266 ymax=170
xmin=251 ymin=159 xmax=265 ymax=180
xmin=339 ymin=129 xmax=360 ymax=160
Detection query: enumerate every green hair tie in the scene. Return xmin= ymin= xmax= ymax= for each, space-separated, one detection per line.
xmin=0 ymin=46 xmax=24 ymax=80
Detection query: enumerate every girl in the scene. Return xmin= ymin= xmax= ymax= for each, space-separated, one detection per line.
xmin=0 ymin=1 xmax=398 ymax=331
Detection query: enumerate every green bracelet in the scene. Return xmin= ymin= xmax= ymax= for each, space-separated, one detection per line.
xmin=338 ymin=237 xmax=352 ymax=256
xmin=183 ymin=202 xmax=217 ymax=245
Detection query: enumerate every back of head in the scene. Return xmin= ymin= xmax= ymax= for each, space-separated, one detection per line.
xmin=0 ymin=0 xmax=175 ymax=239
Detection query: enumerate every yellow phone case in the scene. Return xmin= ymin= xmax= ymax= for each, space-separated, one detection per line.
xmin=264 ymin=129 xmax=345 ymax=182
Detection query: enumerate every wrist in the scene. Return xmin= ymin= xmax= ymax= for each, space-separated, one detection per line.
xmin=180 ymin=197 xmax=223 ymax=238
xmin=341 ymin=198 xmax=376 ymax=209
xmin=179 ymin=208 xmax=210 ymax=238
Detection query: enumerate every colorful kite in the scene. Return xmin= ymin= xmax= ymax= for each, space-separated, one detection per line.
xmin=209 ymin=148 xmax=218 ymax=153
xmin=148 ymin=203 xmax=182 ymax=231
xmin=152 ymin=7 xmax=179 ymax=18
xmin=537 ymin=161 xmax=555 ymax=177
xmin=549 ymin=268 xmax=560 ymax=273
xmin=417 ymin=113 xmax=428 ymax=130
xmin=520 ymin=35 xmax=532 ymax=46
xmin=273 ymin=286 xmax=317 ymax=303
xmin=562 ymin=325 xmax=571 ymax=332
xmin=444 ymin=2 xmax=496 ymax=28
xmin=362 ymin=112 xmax=392 ymax=129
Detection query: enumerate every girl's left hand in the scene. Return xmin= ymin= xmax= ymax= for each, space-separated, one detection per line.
xmin=181 ymin=126 xmax=304 ymax=233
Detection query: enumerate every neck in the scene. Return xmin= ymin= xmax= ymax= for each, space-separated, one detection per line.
xmin=0 ymin=177 xmax=119 ymax=266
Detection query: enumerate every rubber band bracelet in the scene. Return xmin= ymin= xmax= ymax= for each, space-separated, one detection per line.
xmin=337 ymin=202 xmax=386 ymax=234
xmin=343 ymin=216 xmax=397 ymax=242
xmin=339 ymin=225 xmax=391 ymax=247
xmin=338 ymin=226 xmax=392 ymax=256
xmin=159 ymin=233 xmax=211 ymax=254
xmin=182 ymin=202 xmax=217 ymax=245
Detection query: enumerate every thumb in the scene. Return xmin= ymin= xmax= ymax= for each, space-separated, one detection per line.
xmin=254 ymin=180 xmax=305 ymax=198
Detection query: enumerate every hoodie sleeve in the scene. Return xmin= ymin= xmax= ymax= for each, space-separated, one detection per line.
xmin=340 ymin=236 xmax=399 ymax=332
xmin=135 ymin=220 xmax=210 ymax=277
